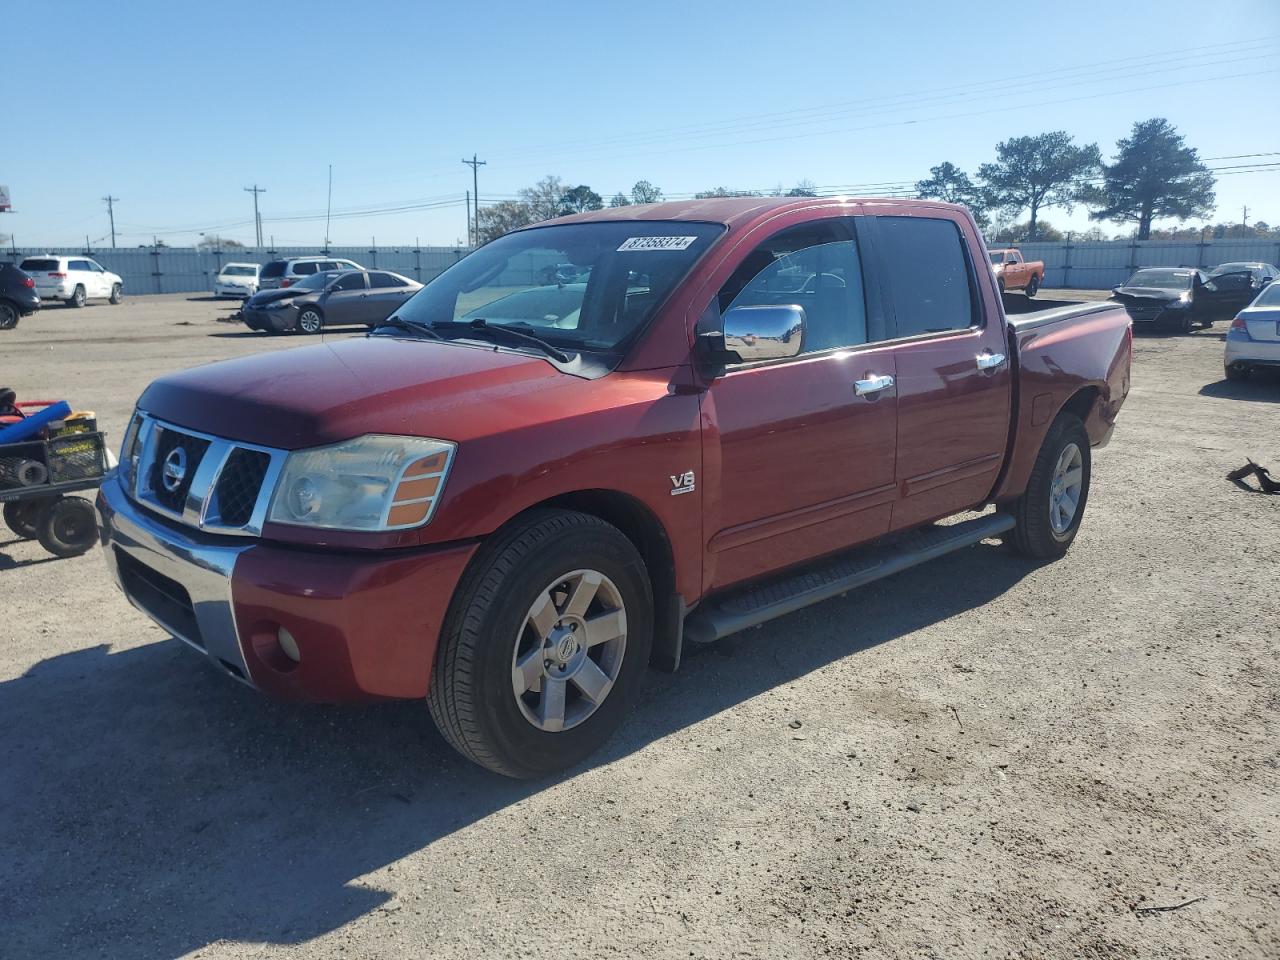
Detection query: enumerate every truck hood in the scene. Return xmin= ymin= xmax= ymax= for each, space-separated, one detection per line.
xmin=138 ymin=337 xmax=573 ymax=449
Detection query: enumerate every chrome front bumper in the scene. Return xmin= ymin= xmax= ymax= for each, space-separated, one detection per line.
xmin=99 ymin=475 xmax=256 ymax=687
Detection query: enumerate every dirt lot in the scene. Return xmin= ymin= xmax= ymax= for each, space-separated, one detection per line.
xmin=2 ymin=293 xmax=1278 ymax=959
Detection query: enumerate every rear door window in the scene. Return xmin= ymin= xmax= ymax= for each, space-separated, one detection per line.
xmin=876 ymin=217 xmax=977 ymax=337
xmin=369 ymin=272 xmax=407 ymax=288
xmin=69 ymin=260 xmax=92 ymax=271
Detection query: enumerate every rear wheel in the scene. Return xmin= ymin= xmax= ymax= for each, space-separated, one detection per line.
xmin=68 ymin=285 xmax=86 ymax=308
xmin=428 ymin=509 xmax=653 ymax=778
xmin=0 ymin=301 xmax=18 ymax=329
xmin=35 ymin=496 xmax=98 ymax=558
xmin=1005 ymin=412 xmax=1091 ymax=560
xmin=297 ymin=308 xmax=323 ymax=334
xmin=1225 ymin=363 xmax=1249 ymax=382
xmin=1025 ymin=274 xmax=1040 ymax=297
xmin=109 ymin=283 xmax=122 ymax=304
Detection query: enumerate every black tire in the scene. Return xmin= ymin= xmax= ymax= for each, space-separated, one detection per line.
xmin=109 ymin=283 xmax=122 ymax=305
xmin=4 ymin=499 xmax=46 ymax=539
xmin=1169 ymin=311 xmax=1192 ymax=334
xmin=36 ymin=496 xmax=99 ymax=558
xmin=997 ymin=277 xmax=1006 ymax=295
xmin=428 ymin=509 xmax=653 ymax=778
xmin=1005 ymin=413 xmax=1091 ymax=560
xmin=297 ymin=308 xmax=323 ymax=334
xmin=68 ymin=285 xmax=86 ymax=308
xmin=0 ymin=300 xmax=18 ymax=330
xmin=1225 ymin=363 xmax=1249 ymax=382
xmin=1025 ymin=274 xmax=1040 ymax=298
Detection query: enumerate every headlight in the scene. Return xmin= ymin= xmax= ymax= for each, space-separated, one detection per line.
xmin=267 ymin=434 xmax=455 ymax=531
xmin=264 ymin=299 xmax=294 ymax=310
xmin=1178 ymin=291 xmax=1192 ymax=303
xmin=118 ymin=411 xmax=143 ymax=490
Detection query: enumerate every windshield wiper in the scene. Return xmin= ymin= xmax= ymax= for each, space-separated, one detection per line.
xmin=371 ymin=316 xmax=444 ymax=340
xmin=435 ymin=318 xmax=571 ymax=363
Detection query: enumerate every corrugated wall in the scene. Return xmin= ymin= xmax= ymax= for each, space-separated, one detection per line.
xmin=2 ymin=246 xmax=473 ymax=295
xmin=987 ymin=238 xmax=1280 ymax=289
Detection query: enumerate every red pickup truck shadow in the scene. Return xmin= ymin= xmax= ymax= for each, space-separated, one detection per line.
xmin=4 ymin=542 xmax=1035 ymax=957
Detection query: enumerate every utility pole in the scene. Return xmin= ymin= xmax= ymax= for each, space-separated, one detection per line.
xmin=102 ymin=195 xmax=119 ymax=249
xmin=325 ymin=164 xmax=333 ymax=252
xmin=1242 ymin=205 xmax=1250 ymax=229
xmin=244 ymin=184 xmax=266 ymax=247
xmin=465 ymin=189 xmax=471 ymax=248
xmin=461 ymin=155 xmax=486 ymax=246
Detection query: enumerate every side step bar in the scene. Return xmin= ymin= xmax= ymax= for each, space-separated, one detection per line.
xmin=683 ymin=512 xmax=1015 ymax=645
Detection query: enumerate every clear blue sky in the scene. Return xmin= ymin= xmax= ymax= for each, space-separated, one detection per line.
xmin=7 ymin=0 xmax=1278 ymax=248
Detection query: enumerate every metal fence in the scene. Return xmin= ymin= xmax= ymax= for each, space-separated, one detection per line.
xmin=986 ymin=238 xmax=1280 ymax=290
xmin=1 ymin=245 xmax=474 ymax=295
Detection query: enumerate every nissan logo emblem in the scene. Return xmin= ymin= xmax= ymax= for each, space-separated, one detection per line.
xmin=161 ymin=446 xmax=188 ymax=493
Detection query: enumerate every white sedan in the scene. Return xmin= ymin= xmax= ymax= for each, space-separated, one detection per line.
xmin=213 ymin=263 xmax=261 ymax=299
xmin=1225 ymin=280 xmax=1280 ymax=381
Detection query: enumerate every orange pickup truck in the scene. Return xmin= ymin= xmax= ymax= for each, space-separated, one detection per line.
xmin=989 ymin=249 xmax=1044 ymax=297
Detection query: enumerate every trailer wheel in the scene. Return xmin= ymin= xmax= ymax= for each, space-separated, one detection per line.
xmin=1005 ymin=412 xmax=1091 ymax=560
xmin=36 ymin=496 xmax=99 ymax=558
xmin=428 ymin=509 xmax=653 ymax=778
xmin=3 ymin=499 xmax=46 ymax=539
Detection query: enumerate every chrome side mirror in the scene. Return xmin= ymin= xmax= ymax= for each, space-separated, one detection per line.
xmin=719 ymin=304 xmax=805 ymax=363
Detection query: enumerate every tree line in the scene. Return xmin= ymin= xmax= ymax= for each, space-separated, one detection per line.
xmin=480 ymin=117 xmax=1276 ymax=246
xmin=915 ymin=117 xmax=1235 ymax=242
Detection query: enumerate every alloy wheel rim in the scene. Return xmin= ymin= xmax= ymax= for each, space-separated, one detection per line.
xmin=300 ymin=311 xmax=320 ymax=332
xmin=511 ymin=569 xmax=627 ymax=732
xmin=1049 ymin=442 xmax=1083 ymax=534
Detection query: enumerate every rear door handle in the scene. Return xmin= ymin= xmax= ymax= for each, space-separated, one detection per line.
xmin=976 ymin=351 xmax=1006 ymax=373
xmin=854 ymin=374 xmax=895 ymax=396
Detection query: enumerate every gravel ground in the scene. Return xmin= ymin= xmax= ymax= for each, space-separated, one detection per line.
xmin=1 ymin=292 xmax=1277 ymax=959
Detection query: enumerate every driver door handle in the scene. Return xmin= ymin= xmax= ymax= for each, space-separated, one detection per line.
xmin=976 ymin=351 xmax=1007 ymax=373
xmin=854 ymin=374 xmax=895 ymax=396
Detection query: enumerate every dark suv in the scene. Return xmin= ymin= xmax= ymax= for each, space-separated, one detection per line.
xmin=0 ymin=263 xmax=41 ymax=329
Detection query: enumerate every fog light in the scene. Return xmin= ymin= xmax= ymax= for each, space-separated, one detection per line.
xmin=277 ymin=627 xmax=301 ymax=662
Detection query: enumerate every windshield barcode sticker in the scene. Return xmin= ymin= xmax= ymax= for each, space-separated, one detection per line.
xmin=617 ymin=236 xmax=698 ymax=252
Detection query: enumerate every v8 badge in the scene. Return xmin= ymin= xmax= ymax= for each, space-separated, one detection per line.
xmin=669 ymin=470 xmax=696 ymax=496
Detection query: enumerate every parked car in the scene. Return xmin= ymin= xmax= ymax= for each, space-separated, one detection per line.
xmin=1225 ymin=278 xmax=1280 ymax=381
xmin=1110 ymin=266 xmax=1213 ymax=332
xmin=18 ymin=255 xmax=123 ymax=307
xmin=0 ymin=263 xmax=41 ymax=329
xmin=1202 ymin=262 xmax=1278 ymax=320
xmin=257 ymin=256 xmax=364 ymax=290
xmin=97 ymin=197 xmax=1131 ymax=778
xmin=989 ymin=248 xmax=1044 ymax=297
xmin=213 ymin=262 xmax=261 ymax=299
xmin=241 ymin=269 xmax=421 ymax=333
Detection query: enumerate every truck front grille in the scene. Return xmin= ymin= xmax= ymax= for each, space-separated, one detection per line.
xmin=127 ymin=413 xmax=284 ymax=537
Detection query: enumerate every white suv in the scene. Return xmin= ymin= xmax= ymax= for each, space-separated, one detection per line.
xmin=19 ymin=255 xmax=124 ymax=307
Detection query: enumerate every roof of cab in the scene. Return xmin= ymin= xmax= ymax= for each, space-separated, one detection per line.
xmin=535 ymin=196 xmax=967 ymax=232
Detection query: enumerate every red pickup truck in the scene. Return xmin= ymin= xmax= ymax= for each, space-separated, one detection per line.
xmin=98 ymin=198 xmax=1131 ymax=777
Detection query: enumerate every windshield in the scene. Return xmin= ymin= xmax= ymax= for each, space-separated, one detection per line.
xmin=292 ymin=271 xmax=339 ymax=291
xmin=221 ymin=265 xmax=256 ymax=277
xmin=1209 ymin=263 xmax=1256 ymax=277
xmin=393 ymin=221 xmax=723 ymax=353
xmin=1126 ymin=269 xmax=1194 ymax=289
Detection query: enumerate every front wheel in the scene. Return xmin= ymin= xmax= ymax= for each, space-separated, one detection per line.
xmin=109 ymin=283 xmax=122 ymax=304
xmin=1005 ymin=412 xmax=1091 ymax=560
xmin=297 ymin=308 xmax=323 ymax=334
xmin=1025 ymin=274 xmax=1040 ymax=297
xmin=36 ymin=496 xmax=99 ymax=558
xmin=428 ymin=509 xmax=653 ymax=778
